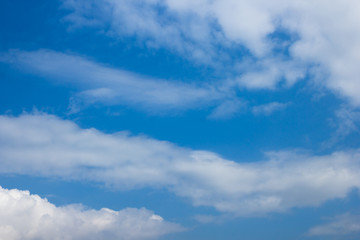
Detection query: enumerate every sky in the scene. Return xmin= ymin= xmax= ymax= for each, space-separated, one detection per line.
xmin=0 ymin=0 xmax=360 ymax=239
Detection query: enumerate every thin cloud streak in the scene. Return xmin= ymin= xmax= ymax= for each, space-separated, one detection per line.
xmin=1 ymin=49 xmax=232 ymax=114
xmin=308 ymin=213 xmax=360 ymax=236
xmin=252 ymin=102 xmax=290 ymax=116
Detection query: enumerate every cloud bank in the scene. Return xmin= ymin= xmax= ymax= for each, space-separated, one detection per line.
xmin=0 ymin=186 xmax=183 ymax=240
xmin=1 ymin=113 xmax=360 ymax=215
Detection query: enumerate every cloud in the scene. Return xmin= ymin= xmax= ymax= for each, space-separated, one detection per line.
xmin=1 ymin=49 xmax=235 ymax=114
xmin=252 ymin=102 xmax=290 ymax=116
xmin=0 ymin=186 xmax=183 ymax=240
xmin=1 ymin=113 xmax=360 ymax=215
xmin=208 ymin=99 xmax=245 ymax=119
xmin=61 ymin=0 xmax=224 ymax=64
xmin=322 ymin=105 xmax=360 ymax=148
xmin=61 ymin=0 xmax=276 ymax=60
xmin=308 ymin=213 xmax=360 ymax=236
xmin=235 ymin=57 xmax=306 ymax=89
xmin=62 ymin=0 xmax=360 ymax=105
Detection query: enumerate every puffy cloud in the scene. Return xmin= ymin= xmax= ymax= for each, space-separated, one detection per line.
xmin=1 ymin=113 xmax=360 ymax=215
xmin=0 ymin=186 xmax=183 ymax=240
xmin=308 ymin=213 xmax=360 ymax=236
xmin=252 ymin=102 xmax=290 ymax=116
xmin=1 ymin=49 xmax=232 ymax=114
xmin=62 ymin=0 xmax=360 ymax=105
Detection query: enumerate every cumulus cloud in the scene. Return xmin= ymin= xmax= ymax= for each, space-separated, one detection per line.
xmin=62 ymin=0 xmax=360 ymax=105
xmin=1 ymin=113 xmax=360 ymax=215
xmin=308 ymin=213 xmax=360 ymax=236
xmin=252 ymin=102 xmax=290 ymax=116
xmin=1 ymin=49 xmax=235 ymax=114
xmin=0 ymin=186 xmax=183 ymax=240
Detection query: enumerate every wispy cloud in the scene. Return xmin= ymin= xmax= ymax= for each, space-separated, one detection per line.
xmin=1 ymin=113 xmax=360 ymax=216
xmin=308 ymin=213 xmax=360 ymax=236
xmin=61 ymin=0 xmax=225 ymax=65
xmin=323 ymin=105 xmax=360 ymax=148
xmin=2 ymin=49 xmax=235 ymax=114
xmin=252 ymin=102 xmax=290 ymax=116
xmin=0 ymin=186 xmax=183 ymax=240
xmin=208 ymin=99 xmax=246 ymax=119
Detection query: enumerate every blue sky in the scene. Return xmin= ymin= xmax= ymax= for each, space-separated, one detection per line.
xmin=1 ymin=0 xmax=360 ymax=239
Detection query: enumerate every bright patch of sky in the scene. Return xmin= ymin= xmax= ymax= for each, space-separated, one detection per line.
xmin=1 ymin=0 xmax=360 ymax=239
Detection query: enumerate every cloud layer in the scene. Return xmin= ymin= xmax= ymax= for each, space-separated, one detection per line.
xmin=1 ymin=113 xmax=360 ymax=215
xmin=0 ymin=186 xmax=182 ymax=240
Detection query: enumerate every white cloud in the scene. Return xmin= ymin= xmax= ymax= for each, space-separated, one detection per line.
xmin=2 ymin=49 xmax=232 ymax=114
xmin=0 ymin=186 xmax=183 ymax=240
xmin=235 ymin=57 xmax=306 ymax=89
xmin=252 ymin=102 xmax=290 ymax=116
xmin=308 ymin=213 xmax=360 ymax=236
xmin=283 ymin=0 xmax=360 ymax=106
xmin=61 ymin=0 xmax=223 ymax=64
xmin=62 ymin=0 xmax=360 ymax=105
xmin=1 ymin=113 xmax=360 ymax=215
